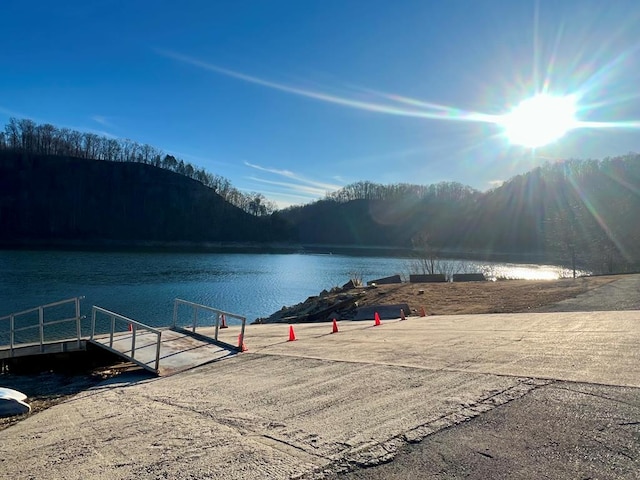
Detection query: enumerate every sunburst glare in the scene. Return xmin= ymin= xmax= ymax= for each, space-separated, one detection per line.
xmin=162 ymin=49 xmax=640 ymax=153
xmin=500 ymin=94 xmax=578 ymax=148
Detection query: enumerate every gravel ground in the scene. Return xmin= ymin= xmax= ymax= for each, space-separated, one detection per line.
xmin=534 ymin=274 xmax=640 ymax=312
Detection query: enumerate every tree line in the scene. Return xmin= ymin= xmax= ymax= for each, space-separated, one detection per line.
xmin=0 ymin=118 xmax=276 ymax=217
xmin=326 ymin=180 xmax=479 ymax=203
xmin=280 ymin=154 xmax=640 ymax=274
xmin=3 ymin=118 xmax=638 ymax=273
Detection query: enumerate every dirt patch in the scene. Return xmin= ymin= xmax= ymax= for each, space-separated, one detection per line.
xmin=361 ymin=276 xmax=620 ymax=315
xmin=257 ymin=275 xmax=620 ymax=323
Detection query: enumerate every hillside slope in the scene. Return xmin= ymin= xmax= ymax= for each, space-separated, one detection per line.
xmin=0 ymin=152 xmax=285 ymax=246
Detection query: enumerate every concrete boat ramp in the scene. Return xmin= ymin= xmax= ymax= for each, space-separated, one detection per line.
xmin=1 ymin=310 xmax=639 ymax=479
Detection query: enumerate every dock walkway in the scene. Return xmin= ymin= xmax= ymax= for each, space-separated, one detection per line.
xmin=1 ymin=298 xmax=246 ymax=376
xmin=90 ymin=327 xmax=239 ymax=376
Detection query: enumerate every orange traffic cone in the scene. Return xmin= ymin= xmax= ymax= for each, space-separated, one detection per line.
xmin=238 ymin=334 xmax=247 ymax=352
xmin=400 ymin=308 xmax=406 ymax=321
xmin=374 ymin=312 xmax=382 ymax=326
xmin=288 ymin=325 xmax=297 ymax=341
xmin=419 ymin=307 xmax=426 ymax=317
xmin=331 ymin=318 xmax=339 ymax=333
xmin=220 ymin=314 xmax=228 ymax=329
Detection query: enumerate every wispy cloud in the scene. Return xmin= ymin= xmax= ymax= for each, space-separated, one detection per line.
xmin=245 ymin=161 xmax=342 ymax=191
xmin=248 ymin=176 xmax=333 ymax=197
xmin=487 ymin=179 xmax=505 ymax=188
xmin=0 ymin=106 xmax=30 ymax=119
xmin=157 ymin=50 xmax=499 ymax=124
xmin=242 ymin=161 xmax=344 ymax=206
xmin=90 ymin=115 xmax=115 ymax=128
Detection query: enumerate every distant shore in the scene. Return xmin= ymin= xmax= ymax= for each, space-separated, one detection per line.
xmin=0 ymin=240 xmax=557 ymax=265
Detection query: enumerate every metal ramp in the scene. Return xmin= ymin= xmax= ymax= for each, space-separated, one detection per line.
xmin=89 ymin=300 xmax=247 ymax=376
xmin=90 ymin=328 xmax=236 ymax=376
xmin=0 ymin=297 xmax=86 ymax=361
xmin=1 ymin=298 xmax=247 ymax=376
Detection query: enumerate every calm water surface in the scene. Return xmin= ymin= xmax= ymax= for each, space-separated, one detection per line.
xmin=0 ymin=250 xmax=576 ymax=327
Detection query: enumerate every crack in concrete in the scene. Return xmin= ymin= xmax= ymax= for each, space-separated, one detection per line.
xmin=303 ymin=377 xmax=551 ymax=479
xmin=253 ymin=433 xmax=331 ymax=460
xmin=552 ymin=384 xmax=640 ymax=408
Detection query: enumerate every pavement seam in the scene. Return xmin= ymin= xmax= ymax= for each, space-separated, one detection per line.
xmin=250 ymin=433 xmax=333 ymax=461
xmin=301 ymin=377 xmax=553 ymax=479
xmin=550 ymin=383 xmax=640 ymax=408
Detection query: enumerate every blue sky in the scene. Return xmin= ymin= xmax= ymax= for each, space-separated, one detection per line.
xmin=2 ymin=1 xmax=640 ymax=207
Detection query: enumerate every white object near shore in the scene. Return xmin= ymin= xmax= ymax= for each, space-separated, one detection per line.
xmin=0 ymin=387 xmax=31 ymax=417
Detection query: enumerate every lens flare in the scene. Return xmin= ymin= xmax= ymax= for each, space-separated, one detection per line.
xmin=159 ymin=50 xmax=640 ymax=150
xmin=500 ymin=94 xmax=578 ymax=148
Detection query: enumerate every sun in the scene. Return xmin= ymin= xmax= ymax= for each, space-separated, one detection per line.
xmin=500 ymin=94 xmax=578 ymax=148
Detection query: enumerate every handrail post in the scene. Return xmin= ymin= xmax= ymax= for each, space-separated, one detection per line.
xmin=155 ymin=332 xmax=162 ymax=373
xmin=110 ymin=315 xmax=115 ymax=347
xmin=9 ymin=315 xmax=14 ymax=355
xmin=214 ymin=312 xmax=220 ymax=341
xmin=173 ymin=300 xmax=178 ymax=329
xmin=131 ymin=325 xmax=136 ymax=360
xmin=90 ymin=308 xmax=96 ymax=340
xmin=239 ymin=317 xmax=246 ymax=352
xmin=75 ymin=297 xmax=82 ymax=348
xmin=39 ymin=306 xmax=44 ymax=352
xmin=192 ymin=307 xmax=197 ymax=333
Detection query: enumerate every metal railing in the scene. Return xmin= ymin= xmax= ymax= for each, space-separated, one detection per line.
xmin=0 ymin=297 xmax=84 ymax=356
xmin=90 ymin=306 xmax=162 ymax=373
xmin=172 ymin=299 xmax=246 ymax=352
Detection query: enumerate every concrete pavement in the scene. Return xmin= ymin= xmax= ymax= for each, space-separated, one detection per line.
xmin=1 ymin=310 xmax=638 ymax=479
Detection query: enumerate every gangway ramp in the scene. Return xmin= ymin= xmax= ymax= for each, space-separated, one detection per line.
xmin=89 ymin=300 xmax=247 ymax=376
xmin=0 ymin=297 xmax=86 ymax=361
xmin=1 ymin=299 xmax=247 ymax=375
xmin=90 ymin=328 xmax=236 ymax=376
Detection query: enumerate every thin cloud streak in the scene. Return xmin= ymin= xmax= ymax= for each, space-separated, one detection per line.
xmin=90 ymin=115 xmax=115 ymax=128
xmin=247 ymin=176 xmax=335 ymax=197
xmin=0 ymin=106 xmax=30 ymax=119
xmin=245 ymin=161 xmax=342 ymax=190
xmin=158 ymin=50 xmax=501 ymax=124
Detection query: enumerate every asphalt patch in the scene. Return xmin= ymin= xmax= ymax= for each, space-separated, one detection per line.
xmin=330 ymin=382 xmax=640 ymax=479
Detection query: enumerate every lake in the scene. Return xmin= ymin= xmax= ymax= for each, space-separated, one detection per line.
xmin=0 ymin=250 xmax=577 ymax=329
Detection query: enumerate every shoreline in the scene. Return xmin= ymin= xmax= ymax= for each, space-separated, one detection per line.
xmin=255 ymin=275 xmax=621 ymax=324
xmin=3 ymin=274 xmax=635 ymax=428
xmin=0 ymin=241 xmax=560 ymax=264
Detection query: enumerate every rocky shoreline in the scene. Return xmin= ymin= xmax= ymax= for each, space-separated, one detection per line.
xmin=254 ymin=275 xmax=621 ymax=324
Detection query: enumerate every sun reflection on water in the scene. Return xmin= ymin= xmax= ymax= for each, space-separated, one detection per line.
xmin=477 ymin=262 xmax=588 ymax=281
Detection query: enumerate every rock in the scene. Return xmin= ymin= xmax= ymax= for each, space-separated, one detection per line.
xmin=342 ymin=279 xmax=357 ymax=290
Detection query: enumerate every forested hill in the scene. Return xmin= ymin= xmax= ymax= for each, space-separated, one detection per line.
xmin=280 ymin=156 xmax=640 ymax=273
xmin=2 ymin=118 xmax=639 ymax=273
xmin=0 ymin=151 xmax=289 ymax=246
